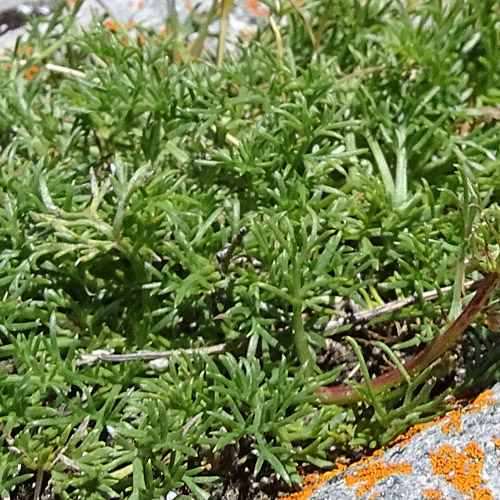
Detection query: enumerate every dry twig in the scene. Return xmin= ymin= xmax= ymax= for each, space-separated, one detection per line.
xmin=336 ymin=65 xmax=387 ymax=85
xmin=77 ymin=343 xmax=226 ymax=366
xmin=324 ymin=279 xmax=480 ymax=333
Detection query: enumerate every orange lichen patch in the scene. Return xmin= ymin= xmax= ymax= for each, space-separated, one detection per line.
xmin=103 ymin=19 xmax=119 ymax=31
xmin=138 ymin=1 xmax=145 ymax=8
xmin=440 ymin=389 xmax=498 ymax=435
xmin=125 ymin=20 xmax=136 ymax=29
xmin=471 ymin=488 xmax=494 ymax=500
xmin=422 ymin=489 xmax=445 ymax=500
xmin=491 ymin=438 xmax=500 ymax=449
xmin=343 ymin=459 xmax=412 ymax=498
xmin=15 ymin=44 xmax=34 ymax=57
xmin=469 ymin=389 xmax=498 ymax=410
xmin=392 ymin=399 xmax=463 ymax=448
xmin=395 ymin=421 xmax=439 ymax=448
xmin=280 ymin=465 xmax=346 ymax=500
xmin=23 ymin=66 xmax=40 ymax=81
xmin=367 ymin=447 xmax=384 ymax=461
xmin=245 ymin=0 xmax=270 ymax=17
xmin=368 ymin=493 xmax=380 ymax=499
xmin=429 ymin=441 xmax=490 ymax=496
xmin=182 ymin=0 xmax=195 ymax=11
xmin=399 ymin=389 xmax=500 ymax=440
xmin=441 ymin=409 xmax=463 ymax=434
xmin=138 ymin=34 xmax=146 ymax=44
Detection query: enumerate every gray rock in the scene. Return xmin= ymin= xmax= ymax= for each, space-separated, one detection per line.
xmin=309 ymin=383 xmax=500 ymax=500
xmin=0 ymin=0 xmax=267 ymax=51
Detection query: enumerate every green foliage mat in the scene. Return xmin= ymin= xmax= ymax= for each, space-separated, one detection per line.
xmin=0 ymin=0 xmax=500 ymax=498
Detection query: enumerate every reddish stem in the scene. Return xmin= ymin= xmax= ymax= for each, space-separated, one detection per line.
xmin=317 ymin=271 xmax=500 ymax=405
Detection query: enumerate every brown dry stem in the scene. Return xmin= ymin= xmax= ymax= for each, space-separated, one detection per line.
xmin=317 ymin=272 xmax=500 ymax=405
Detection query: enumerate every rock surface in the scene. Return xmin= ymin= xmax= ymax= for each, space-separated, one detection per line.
xmin=297 ymin=384 xmax=500 ymax=500
xmin=0 ymin=0 xmax=268 ymax=51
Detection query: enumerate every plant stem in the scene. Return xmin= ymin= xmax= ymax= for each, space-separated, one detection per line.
xmin=451 ymin=167 xmax=473 ymax=320
xmin=313 ymin=0 xmax=333 ymax=52
xmin=317 ymin=271 xmax=500 ymax=405
xmin=34 ymin=468 xmax=43 ymax=500
xmin=190 ymin=0 xmax=219 ymax=58
xmin=217 ymin=0 xmax=232 ymax=67
xmin=394 ymin=126 xmax=407 ymax=207
xmin=293 ymin=302 xmax=314 ymax=377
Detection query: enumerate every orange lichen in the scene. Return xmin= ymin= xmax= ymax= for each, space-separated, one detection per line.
xmin=365 ymin=447 xmax=385 ymax=461
xmin=397 ymin=389 xmax=500 ymax=440
xmin=138 ymin=1 xmax=145 ymax=8
xmin=103 ymin=19 xmax=119 ymax=31
xmin=125 ymin=20 xmax=136 ymax=29
xmin=16 ymin=44 xmax=34 ymax=57
xmin=280 ymin=465 xmax=346 ymax=500
xmin=284 ymin=442 xmax=391 ymax=499
xmin=441 ymin=409 xmax=463 ymax=434
xmin=440 ymin=389 xmax=498 ymax=435
xmin=429 ymin=441 xmax=490 ymax=496
xmin=422 ymin=490 xmax=445 ymax=500
xmin=182 ymin=0 xmax=195 ymax=11
xmin=469 ymin=389 xmax=498 ymax=409
xmin=343 ymin=459 xmax=412 ymax=498
xmin=23 ymin=66 xmax=40 ymax=81
xmin=491 ymin=438 xmax=500 ymax=449
xmin=245 ymin=0 xmax=270 ymax=17
xmin=394 ymin=398 xmax=464 ymax=448
xmin=138 ymin=34 xmax=146 ymax=44
xmin=395 ymin=421 xmax=439 ymax=448
xmin=368 ymin=493 xmax=380 ymax=499
xmin=471 ymin=488 xmax=494 ymax=500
